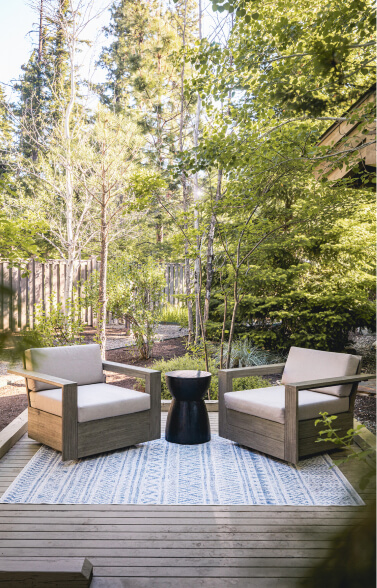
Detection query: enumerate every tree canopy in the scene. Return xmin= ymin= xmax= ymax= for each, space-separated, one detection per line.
xmin=0 ymin=0 xmax=375 ymax=355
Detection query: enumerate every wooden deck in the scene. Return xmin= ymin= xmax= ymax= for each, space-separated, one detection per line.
xmin=0 ymin=413 xmax=374 ymax=587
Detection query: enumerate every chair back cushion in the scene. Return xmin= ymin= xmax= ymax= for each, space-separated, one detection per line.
xmin=24 ymin=344 xmax=104 ymax=392
xmin=281 ymin=346 xmax=360 ymax=397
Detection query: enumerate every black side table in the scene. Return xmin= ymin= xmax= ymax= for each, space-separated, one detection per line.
xmin=165 ymin=370 xmax=211 ymax=445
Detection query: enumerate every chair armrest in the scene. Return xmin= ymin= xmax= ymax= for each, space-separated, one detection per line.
xmin=103 ymin=361 xmax=162 ymax=439
xmin=288 ymin=373 xmax=375 ymax=391
xmin=102 ymin=360 xmax=161 ymax=412
xmin=8 ymin=368 xmax=78 ymax=460
xmin=8 ymin=368 xmax=75 ymax=388
xmin=102 ymin=361 xmax=158 ymax=380
xmin=218 ymin=363 xmax=286 ymax=396
xmin=218 ymin=363 xmax=286 ymax=383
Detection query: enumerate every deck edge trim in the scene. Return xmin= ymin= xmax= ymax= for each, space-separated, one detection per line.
xmin=0 ymin=410 xmax=28 ymax=460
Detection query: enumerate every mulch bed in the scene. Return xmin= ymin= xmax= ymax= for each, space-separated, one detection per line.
xmin=0 ymin=384 xmax=28 ymax=432
xmin=354 ymin=395 xmax=376 ymax=435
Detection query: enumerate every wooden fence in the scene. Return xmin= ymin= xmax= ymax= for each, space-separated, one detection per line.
xmin=0 ymin=258 xmax=185 ymax=332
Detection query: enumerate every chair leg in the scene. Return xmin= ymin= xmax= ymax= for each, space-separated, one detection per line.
xmin=284 ymin=385 xmax=298 ymax=464
xmin=62 ymin=383 xmax=78 ymax=461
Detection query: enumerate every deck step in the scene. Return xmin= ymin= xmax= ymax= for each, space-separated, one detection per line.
xmin=0 ymin=557 xmax=93 ymax=587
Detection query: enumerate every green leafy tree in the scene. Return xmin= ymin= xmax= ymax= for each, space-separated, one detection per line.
xmin=99 ymin=0 xmax=200 ymax=339
xmin=204 ymin=0 xmax=375 ymax=115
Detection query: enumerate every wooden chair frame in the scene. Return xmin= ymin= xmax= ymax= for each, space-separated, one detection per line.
xmin=9 ymin=361 xmax=161 ymax=461
xmin=218 ymin=358 xmax=374 ymax=464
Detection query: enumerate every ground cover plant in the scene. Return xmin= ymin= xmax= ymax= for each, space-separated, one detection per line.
xmin=160 ymin=304 xmax=189 ymax=327
xmin=140 ymin=353 xmax=270 ymax=400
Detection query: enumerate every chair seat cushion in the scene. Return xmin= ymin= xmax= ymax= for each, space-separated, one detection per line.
xmin=29 ymin=383 xmax=150 ymax=423
xmin=224 ymin=386 xmax=349 ymax=424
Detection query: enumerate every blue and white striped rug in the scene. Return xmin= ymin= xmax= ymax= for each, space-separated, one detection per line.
xmin=0 ymin=435 xmax=363 ymax=505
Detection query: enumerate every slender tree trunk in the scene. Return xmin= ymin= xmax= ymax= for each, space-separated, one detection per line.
xmin=192 ymin=0 xmax=202 ymax=344
xmin=203 ymin=168 xmax=223 ymax=332
xmin=38 ymin=0 xmax=44 ymax=63
xmin=63 ymin=8 xmax=77 ymax=313
xmin=178 ymin=0 xmax=194 ymax=341
xmin=196 ymin=257 xmax=209 ymax=379
xmin=32 ymin=0 xmax=44 ymax=162
xmin=183 ymin=177 xmax=194 ymax=340
xmin=97 ymin=204 xmax=108 ymax=358
xmin=219 ymin=291 xmax=227 ymax=370
xmin=192 ymin=93 xmax=201 ymax=343
xmin=56 ymin=0 xmax=69 ymax=107
xmin=226 ymin=277 xmax=239 ymax=369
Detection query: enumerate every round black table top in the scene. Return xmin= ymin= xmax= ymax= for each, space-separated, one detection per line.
xmin=165 ymin=369 xmax=212 ymax=379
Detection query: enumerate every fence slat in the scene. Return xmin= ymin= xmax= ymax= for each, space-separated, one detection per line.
xmin=2 ymin=263 xmax=10 ymax=330
xmin=0 ymin=259 xmax=184 ymax=332
xmin=20 ymin=267 xmax=27 ymax=330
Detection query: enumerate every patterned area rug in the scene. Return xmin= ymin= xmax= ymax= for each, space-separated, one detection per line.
xmin=1 ymin=435 xmax=363 ymax=505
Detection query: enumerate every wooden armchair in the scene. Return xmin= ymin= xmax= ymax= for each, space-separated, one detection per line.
xmin=8 ymin=344 xmax=161 ymax=461
xmin=218 ymin=346 xmax=374 ymax=464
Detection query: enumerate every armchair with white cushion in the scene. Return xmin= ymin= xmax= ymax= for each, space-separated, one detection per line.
xmin=9 ymin=344 xmax=161 ymax=461
xmin=218 ymin=346 xmax=374 ymax=464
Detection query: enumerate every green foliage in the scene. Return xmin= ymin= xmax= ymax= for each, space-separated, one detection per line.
xmin=199 ymin=0 xmax=375 ymax=117
xmin=98 ymin=0 xmax=196 ymax=165
xmin=207 ymin=174 xmax=375 ymax=352
xmin=315 ymin=411 xmax=376 ymax=489
xmin=107 ymin=258 xmax=165 ymax=359
xmin=32 ymin=294 xmax=84 ymax=347
xmin=0 ymin=177 xmax=40 ymax=263
xmin=214 ymin=338 xmax=285 ymax=368
xmin=0 ymin=286 xmax=42 ymax=362
xmin=15 ymin=0 xmax=71 ymax=158
xmin=160 ymin=304 xmax=188 ymax=327
xmin=144 ymin=353 xmax=270 ymax=400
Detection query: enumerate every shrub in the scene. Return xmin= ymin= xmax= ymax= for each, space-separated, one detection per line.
xmin=160 ymin=304 xmax=188 ymax=327
xmin=138 ymin=353 xmax=270 ymax=400
xmin=81 ymin=258 xmax=165 ymax=359
xmin=213 ymin=338 xmax=285 ymax=368
xmin=33 ymin=294 xmax=84 ymax=347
